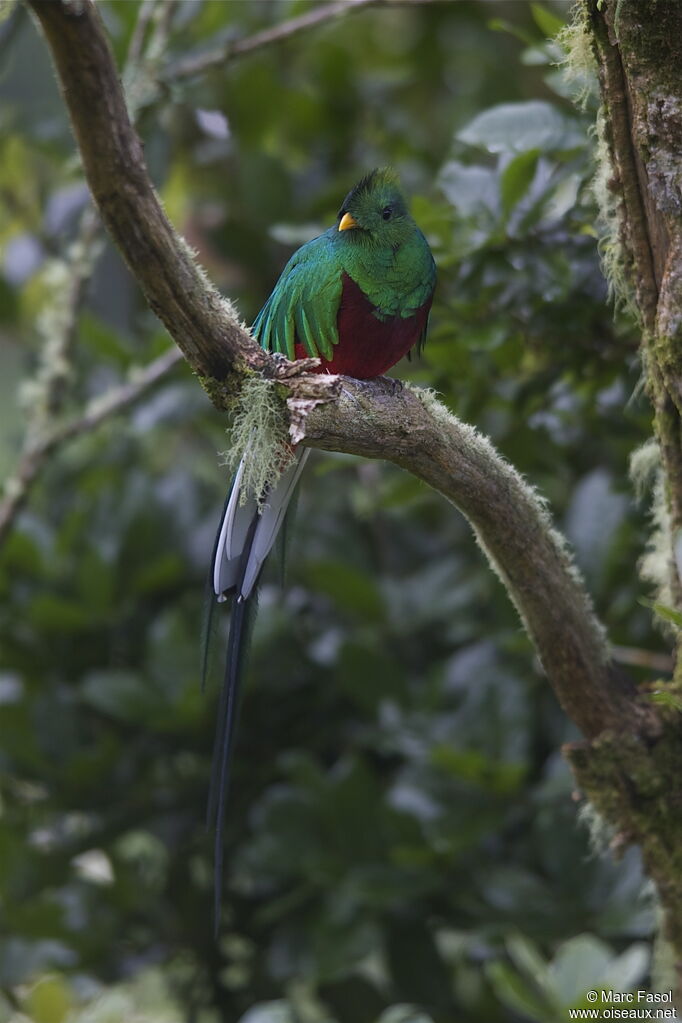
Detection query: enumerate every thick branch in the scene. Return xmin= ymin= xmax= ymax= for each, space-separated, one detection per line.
xmin=588 ymin=0 xmax=682 ymax=611
xmin=588 ymin=5 xmax=659 ymax=330
xmin=297 ymin=377 xmax=647 ymax=740
xmin=27 ymin=0 xmax=265 ymax=381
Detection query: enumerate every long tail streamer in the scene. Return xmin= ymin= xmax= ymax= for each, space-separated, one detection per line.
xmin=207 ymin=448 xmax=310 ymax=932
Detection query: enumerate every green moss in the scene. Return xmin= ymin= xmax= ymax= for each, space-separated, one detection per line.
xmin=591 ymin=107 xmax=637 ymax=314
xmin=577 ymin=800 xmax=617 ymax=857
xmin=568 ymin=725 xmax=682 ymax=952
xmin=197 ymin=371 xmax=243 ymax=411
xmin=651 ymin=914 xmax=678 ymax=999
xmin=613 ymin=0 xmax=682 ymax=97
xmin=221 ymin=373 xmax=290 ymax=505
xmin=556 ymin=2 xmax=598 ymax=109
xmin=629 ymin=439 xmax=678 ymax=625
xmin=409 ymin=384 xmax=608 ymax=658
xmin=639 ymin=471 xmax=674 ymax=616
xmin=630 ymin=439 xmax=660 ymax=499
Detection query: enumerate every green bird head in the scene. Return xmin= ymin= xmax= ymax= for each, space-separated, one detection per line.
xmin=336 ymin=168 xmax=413 ymax=249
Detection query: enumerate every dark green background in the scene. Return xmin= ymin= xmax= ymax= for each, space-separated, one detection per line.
xmin=0 ymin=2 xmax=664 ymax=1020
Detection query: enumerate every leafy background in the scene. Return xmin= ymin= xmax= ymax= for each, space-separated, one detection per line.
xmin=0 ymin=1 xmax=669 ymax=1021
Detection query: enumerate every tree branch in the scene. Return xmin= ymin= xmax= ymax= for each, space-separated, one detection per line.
xmin=0 ymin=205 xmax=102 ymax=547
xmin=125 ymin=0 xmax=158 ymax=66
xmin=0 ymin=0 xmax=186 ymax=549
xmin=29 ymin=206 xmax=100 ymax=434
xmin=296 ymin=377 xmax=645 ymax=739
xmin=26 ymin=0 xmax=265 ymax=382
xmin=0 ymin=347 xmax=183 ymax=546
xmin=587 ymin=0 xmax=682 ymax=613
xmin=25 ymin=0 xmax=652 ymax=741
xmin=162 ymin=0 xmax=432 ymax=82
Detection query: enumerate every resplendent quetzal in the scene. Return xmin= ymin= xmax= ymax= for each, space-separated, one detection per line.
xmin=207 ymin=168 xmax=436 ymax=922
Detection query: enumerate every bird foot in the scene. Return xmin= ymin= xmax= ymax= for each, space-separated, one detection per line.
xmin=380 ymin=375 xmax=404 ymax=396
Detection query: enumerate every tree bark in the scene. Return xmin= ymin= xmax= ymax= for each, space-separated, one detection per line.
xmin=568 ymin=0 xmax=682 ymax=995
xmin=26 ymin=0 xmax=682 ymax=997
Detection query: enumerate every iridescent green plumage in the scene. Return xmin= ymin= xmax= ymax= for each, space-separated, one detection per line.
xmin=252 ymin=168 xmax=436 ymax=365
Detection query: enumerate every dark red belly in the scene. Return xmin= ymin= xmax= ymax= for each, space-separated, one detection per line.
xmin=294 ymin=272 xmax=431 ymax=379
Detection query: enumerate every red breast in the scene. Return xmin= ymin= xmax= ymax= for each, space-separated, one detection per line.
xmin=294 ymin=272 xmax=431 ymax=379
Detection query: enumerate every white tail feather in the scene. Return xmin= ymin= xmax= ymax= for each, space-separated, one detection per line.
xmin=213 ymin=448 xmax=310 ymax=600
xmin=240 ymin=448 xmax=310 ymax=597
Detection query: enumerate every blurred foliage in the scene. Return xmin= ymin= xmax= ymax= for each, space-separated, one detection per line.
xmin=0 ymin=1 xmax=667 ymax=1021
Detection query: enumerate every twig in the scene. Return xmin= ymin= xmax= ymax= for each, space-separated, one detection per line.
xmin=124 ymin=0 xmax=178 ymax=118
xmin=147 ymin=0 xmax=177 ymax=59
xmin=0 ymin=204 xmax=103 ymax=547
xmin=54 ymin=346 xmax=184 ymax=444
xmin=0 ymin=0 xmax=182 ymax=547
xmin=126 ymin=0 xmax=157 ymax=65
xmin=612 ymin=645 xmax=673 ymax=674
xmin=27 ymin=0 xmax=263 ymax=380
xmin=28 ymin=206 xmax=100 ymax=433
xmin=162 ymin=0 xmax=433 ymax=82
xmin=0 ymin=1 xmax=25 ymax=60
xmin=0 ymin=347 xmax=183 ymax=546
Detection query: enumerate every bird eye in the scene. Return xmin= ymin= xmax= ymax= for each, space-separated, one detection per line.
xmin=382 ymin=206 xmax=392 ymax=220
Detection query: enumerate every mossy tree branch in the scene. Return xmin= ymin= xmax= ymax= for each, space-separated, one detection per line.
xmin=0 ymin=0 xmax=183 ymax=550
xmin=0 ymin=346 xmax=183 ymax=546
xmin=25 ymin=0 xmax=265 ymax=382
xmin=585 ymin=0 xmax=682 ymax=647
xmin=28 ymin=0 xmax=682 ymax=990
xmin=573 ymin=0 xmax=682 ymax=991
xmin=585 ymin=0 xmax=682 ymax=615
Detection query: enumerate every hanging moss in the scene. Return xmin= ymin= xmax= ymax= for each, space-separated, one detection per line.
xmin=590 ymin=107 xmax=638 ymax=314
xmin=568 ymin=723 xmax=682 ymax=950
xmin=556 ymin=2 xmax=598 ymax=109
xmin=221 ymin=373 xmax=290 ymax=505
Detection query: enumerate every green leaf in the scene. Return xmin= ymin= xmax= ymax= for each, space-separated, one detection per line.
xmin=304 ymin=559 xmax=385 ymax=621
xmin=23 ymin=974 xmax=73 ymax=1023
xmin=649 ymin=689 xmax=682 ymax=712
xmin=79 ymin=311 xmax=134 ymax=366
xmin=500 ymin=149 xmax=540 ymax=215
xmin=547 ymin=935 xmax=613 ymax=1007
xmin=457 ymin=101 xmax=583 ymax=155
xmin=644 ymin=600 xmax=682 ymax=629
xmin=386 ymin=919 xmax=452 ymax=1010
xmin=430 ymin=745 xmax=524 ymax=794
xmin=486 ymin=18 xmax=536 ymax=47
xmin=438 ymin=160 xmax=498 ymax=216
xmin=81 ymin=669 xmax=145 ymax=722
xmin=602 ymin=942 xmax=649 ymax=993
xmin=238 ymin=1002 xmax=296 ymax=1023
xmin=377 ymin=1007 xmax=435 ymax=1023
xmin=485 ymin=961 xmax=556 ymax=1022
xmin=506 ymin=934 xmax=552 ymax=996
xmin=530 ymin=3 xmax=565 ymax=38
xmin=30 ymin=594 xmax=92 ymax=631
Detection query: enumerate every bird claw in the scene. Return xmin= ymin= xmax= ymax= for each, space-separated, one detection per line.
xmin=381 ymin=375 xmax=404 ymax=396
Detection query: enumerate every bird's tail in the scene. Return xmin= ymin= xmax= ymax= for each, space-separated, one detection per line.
xmin=207 ymin=445 xmax=310 ymax=931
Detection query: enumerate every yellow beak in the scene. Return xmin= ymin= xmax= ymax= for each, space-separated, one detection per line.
xmin=338 ymin=212 xmax=359 ymax=231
